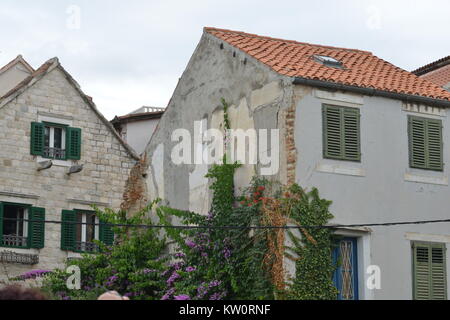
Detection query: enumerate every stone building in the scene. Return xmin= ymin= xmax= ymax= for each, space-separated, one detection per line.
xmin=143 ymin=27 xmax=450 ymax=300
xmin=413 ymin=56 xmax=450 ymax=91
xmin=0 ymin=56 xmax=139 ymax=281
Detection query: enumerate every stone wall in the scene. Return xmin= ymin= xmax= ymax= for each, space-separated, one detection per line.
xmin=0 ymin=65 xmax=137 ymax=281
xmin=144 ymin=31 xmax=293 ymax=214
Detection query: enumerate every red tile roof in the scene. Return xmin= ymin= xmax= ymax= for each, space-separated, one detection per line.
xmin=412 ymin=56 xmax=450 ymax=88
xmin=420 ymin=65 xmax=450 ymax=88
xmin=205 ymin=27 xmax=450 ymax=101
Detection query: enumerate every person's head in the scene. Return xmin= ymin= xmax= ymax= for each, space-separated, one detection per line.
xmin=0 ymin=285 xmax=47 ymax=300
xmin=98 ymin=291 xmax=130 ymax=300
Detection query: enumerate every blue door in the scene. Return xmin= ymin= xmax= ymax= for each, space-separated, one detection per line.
xmin=333 ymin=237 xmax=359 ymax=300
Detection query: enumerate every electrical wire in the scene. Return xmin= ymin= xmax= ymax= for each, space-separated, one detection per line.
xmin=3 ymin=217 xmax=450 ymax=230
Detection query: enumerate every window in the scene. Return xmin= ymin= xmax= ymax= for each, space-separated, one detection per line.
xmin=61 ymin=210 xmax=114 ymax=252
xmin=333 ymin=237 xmax=359 ymax=300
xmin=44 ymin=124 xmax=66 ymax=160
xmin=75 ymin=211 xmax=99 ymax=252
xmin=0 ymin=202 xmax=45 ymax=249
xmin=412 ymin=242 xmax=447 ymax=300
xmin=408 ymin=116 xmax=443 ymax=171
xmin=313 ymin=55 xmax=344 ymax=69
xmin=323 ymin=104 xmax=361 ymax=162
xmin=31 ymin=122 xmax=82 ymax=160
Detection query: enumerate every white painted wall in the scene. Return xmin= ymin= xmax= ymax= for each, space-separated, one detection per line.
xmin=122 ymin=118 xmax=159 ymax=155
xmin=294 ymin=87 xmax=450 ymax=299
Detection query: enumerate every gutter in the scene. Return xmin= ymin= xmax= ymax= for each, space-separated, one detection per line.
xmin=292 ymin=77 xmax=450 ymax=108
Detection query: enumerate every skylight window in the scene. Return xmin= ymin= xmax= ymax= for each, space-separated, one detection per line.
xmin=313 ymin=55 xmax=344 ymax=68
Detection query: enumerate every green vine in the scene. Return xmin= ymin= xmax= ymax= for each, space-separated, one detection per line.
xmin=283 ymin=185 xmax=338 ymax=300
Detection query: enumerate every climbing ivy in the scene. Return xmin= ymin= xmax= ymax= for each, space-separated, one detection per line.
xmin=283 ymin=185 xmax=339 ymax=300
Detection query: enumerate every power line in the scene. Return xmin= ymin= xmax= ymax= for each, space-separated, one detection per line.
xmin=3 ymin=217 xmax=450 ymax=230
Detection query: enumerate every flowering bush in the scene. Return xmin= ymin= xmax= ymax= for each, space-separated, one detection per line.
xmin=157 ymin=164 xmax=275 ymax=300
xmin=13 ymin=269 xmax=52 ymax=281
xmin=41 ymin=201 xmax=168 ymax=300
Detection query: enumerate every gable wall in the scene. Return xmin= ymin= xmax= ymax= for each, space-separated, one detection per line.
xmin=0 ymin=62 xmax=33 ymax=97
xmin=0 ymin=67 xmax=136 ymax=280
xmin=144 ymin=32 xmax=293 ymax=215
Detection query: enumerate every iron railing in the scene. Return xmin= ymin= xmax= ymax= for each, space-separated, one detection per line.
xmin=75 ymin=241 xmax=99 ymax=253
xmin=43 ymin=147 xmax=66 ymax=160
xmin=2 ymin=235 xmax=27 ymax=247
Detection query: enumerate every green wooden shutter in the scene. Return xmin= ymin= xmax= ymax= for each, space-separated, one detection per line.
xmin=343 ymin=107 xmax=361 ymax=161
xmin=323 ymin=105 xmax=343 ymax=159
xmin=413 ymin=243 xmax=431 ymax=299
xmin=61 ymin=210 xmax=76 ymax=251
xmin=99 ymin=219 xmax=114 ymax=246
xmin=0 ymin=203 xmax=3 ymax=246
xmin=28 ymin=207 xmax=45 ymax=249
xmin=413 ymin=242 xmax=447 ymax=300
xmin=431 ymin=244 xmax=447 ymax=300
xmin=66 ymin=127 xmax=82 ymax=160
xmin=427 ymin=120 xmax=443 ymax=171
xmin=323 ymin=105 xmax=360 ymax=161
xmin=30 ymin=122 xmax=45 ymax=156
xmin=408 ymin=116 xmax=443 ymax=171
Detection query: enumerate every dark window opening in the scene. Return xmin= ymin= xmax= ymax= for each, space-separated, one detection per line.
xmin=43 ymin=125 xmax=66 ymax=160
xmin=2 ymin=204 xmax=28 ymax=248
xmin=75 ymin=211 xmax=99 ymax=253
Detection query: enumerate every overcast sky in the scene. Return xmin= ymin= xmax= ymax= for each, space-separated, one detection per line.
xmin=0 ymin=0 xmax=449 ymax=119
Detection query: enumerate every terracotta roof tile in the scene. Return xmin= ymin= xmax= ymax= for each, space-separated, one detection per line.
xmin=419 ymin=64 xmax=450 ymax=88
xmin=205 ymin=27 xmax=450 ymax=101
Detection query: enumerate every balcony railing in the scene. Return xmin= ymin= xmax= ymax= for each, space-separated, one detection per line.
xmin=75 ymin=241 xmax=99 ymax=253
xmin=2 ymin=235 xmax=28 ymax=247
xmin=43 ymin=147 xmax=66 ymax=160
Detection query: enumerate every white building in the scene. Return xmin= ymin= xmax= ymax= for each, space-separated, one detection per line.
xmin=143 ymin=27 xmax=450 ymax=300
xmin=111 ymin=106 xmax=164 ymax=155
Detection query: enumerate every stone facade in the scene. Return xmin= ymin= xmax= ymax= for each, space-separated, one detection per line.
xmin=0 ymin=58 xmax=138 ymax=282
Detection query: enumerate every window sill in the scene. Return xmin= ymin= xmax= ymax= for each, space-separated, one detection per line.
xmin=404 ymin=172 xmax=448 ymax=186
xmin=0 ymin=247 xmax=39 ymax=254
xmin=36 ymin=156 xmax=72 ymax=167
xmin=315 ymin=162 xmax=366 ymax=177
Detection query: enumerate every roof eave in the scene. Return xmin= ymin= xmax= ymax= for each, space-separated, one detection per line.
xmin=292 ymin=77 xmax=450 ymax=108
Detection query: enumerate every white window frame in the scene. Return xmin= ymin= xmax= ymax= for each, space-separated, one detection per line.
xmin=2 ymin=205 xmax=29 ymax=248
xmin=45 ymin=126 xmax=66 ymax=150
xmin=79 ymin=212 xmax=99 ymax=243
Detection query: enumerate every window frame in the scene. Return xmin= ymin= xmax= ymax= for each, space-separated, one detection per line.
xmin=42 ymin=121 xmax=68 ymax=161
xmin=74 ymin=210 xmax=100 ymax=254
xmin=408 ymin=115 xmax=444 ymax=172
xmin=411 ymin=241 xmax=447 ymax=300
xmin=322 ymin=104 xmax=361 ymax=162
xmin=0 ymin=202 xmax=32 ymax=249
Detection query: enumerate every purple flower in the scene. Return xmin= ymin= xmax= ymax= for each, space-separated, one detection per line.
xmin=174 ymin=252 xmax=185 ymax=258
xmin=167 ymin=271 xmax=181 ymax=286
xmin=174 ymin=295 xmax=190 ymax=300
xmin=209 ymin=280 xmax=221 ymax=288
xmin=169 ymin=261 xmax=184 ymax=270
xmin=143 ymin=269 xmax=156 ymax=274
xmin=185 ymin=266 xmax=196 ymax=272
xmin=106 ymin=275 xmax=118 ymax=282
xmin=223 ymin=248 xmax=231 ymax=259
xmin=20 ymin=269 xmax=51 ymax=280
xmin=185 ymin=240 xmax=196 ymax=248
xmin=161 ymin=288 xmax=175 ymax=300
xmin=210 ymin=291 xmax=226 ymax=300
